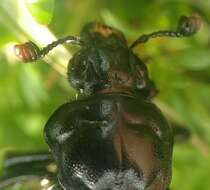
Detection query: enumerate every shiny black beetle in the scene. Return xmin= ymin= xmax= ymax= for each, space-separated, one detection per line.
xmin=0 ymin=14 xmax=201 ymax=190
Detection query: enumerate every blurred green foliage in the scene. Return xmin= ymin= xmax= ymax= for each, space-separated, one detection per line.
xmin=0 ymin=0 xmax=210 ymax=189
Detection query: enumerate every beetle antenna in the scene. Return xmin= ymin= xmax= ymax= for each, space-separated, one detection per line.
xmin=130 ymin=14 xmax=201 ymax=49
xmin=14 ymin=36 xmax=83 ymax=63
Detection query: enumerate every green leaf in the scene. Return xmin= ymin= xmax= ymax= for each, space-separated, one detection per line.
xmin=169 ymin=47 xmax=210 ymax=70
xmin=0 ymin=27 xmax=15 ymax=47
xmin=172 ymin=143 xmax=210 ymax=190
xmin=25 ymin=0 xmax=55 ymax=25
xmin=18 ymin=64 xmax=48 ymax=109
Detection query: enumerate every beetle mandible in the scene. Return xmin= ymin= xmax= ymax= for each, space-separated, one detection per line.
xmin=0 ymin=14 xmax=201 ymax=190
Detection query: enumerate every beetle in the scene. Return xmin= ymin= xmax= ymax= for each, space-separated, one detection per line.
xmin=0 ymin=14 xmax=201 ymax=190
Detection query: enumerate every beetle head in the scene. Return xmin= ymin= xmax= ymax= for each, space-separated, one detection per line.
xmin=68 ymin=22 xmax=150 ymax=96
xmin=14 ymin=15 xmax=201 ymax=98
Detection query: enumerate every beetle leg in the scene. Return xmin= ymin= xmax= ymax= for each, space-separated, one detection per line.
xmin=171 ymin=122 xmax=191 ymax=143
xmin=130 ymin=14 xmax=201 ymax=49
xmin=3 ymin=152 xmax=52 ymax=168
xmin=0 ymin=167 xmax=56 ymax=189
xmin=0 ymin=152 xmax=56 ymax=189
